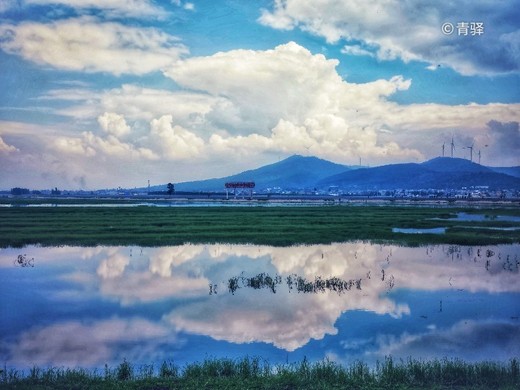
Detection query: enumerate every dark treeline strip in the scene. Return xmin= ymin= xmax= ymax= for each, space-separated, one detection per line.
xmin=1 ymin=206 xmax=520 ymax=248
xmin=2 ymin=357 xmax=519 ymax=389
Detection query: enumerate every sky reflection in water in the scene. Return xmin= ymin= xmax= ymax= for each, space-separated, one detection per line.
xmin=1 ymin=243 xmax=519 ymax=369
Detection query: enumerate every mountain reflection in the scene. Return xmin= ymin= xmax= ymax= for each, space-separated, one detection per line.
xmin=0 ymin=242 xmax=518 ymax=368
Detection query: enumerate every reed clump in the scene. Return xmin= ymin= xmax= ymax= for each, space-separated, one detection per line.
xmin=2 ymin=356 xmax=519 ymax=389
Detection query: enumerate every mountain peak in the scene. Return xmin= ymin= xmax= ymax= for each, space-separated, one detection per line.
xmin=284 ymin=154 xmax=325 ymax=162
xmin=175 ymin=155 xmax=351 ymax=191
xmin=422 ymin=157 xmax=490 ymax=173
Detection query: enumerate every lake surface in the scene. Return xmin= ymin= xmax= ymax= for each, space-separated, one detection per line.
xmin=1 ymin=242 xmax=519 ymax=370
xmin=392 ymin=227 xmax=446 ymax=234
xmin=436 ymin=212 xmax=520 ymax=222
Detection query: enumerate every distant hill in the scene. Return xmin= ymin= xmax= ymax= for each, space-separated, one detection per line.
xmin=318 ymin=163 xmax=432 ymax=190
xmin=489 ymin=166 xmax=520 ymax=178
xmin=173 ymin=155 xmax=351 ymax=192
xmin=317 ymin=157 xmax=520 ymax=190
xmin=421 ymin=157 xmax=492 ymax=173
xmin=144 ymin=156 xmax=520 ymax=193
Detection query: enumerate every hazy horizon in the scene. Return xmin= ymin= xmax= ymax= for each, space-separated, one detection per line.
xmin=4 ymin=154 xmax=519 ymax=192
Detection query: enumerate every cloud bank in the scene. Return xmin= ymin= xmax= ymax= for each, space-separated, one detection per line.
xmin=6 ymin=318 xmax=170 ymax=367
xmin=259 ymin=0 xmax=520 ymax=75
xmin=1 ymin=41 xmax=519 ymax=188
xmin=0 ymin=17 xmax=187 ymax=75
xmin=373 ymin=320 xmax=520 ymax=363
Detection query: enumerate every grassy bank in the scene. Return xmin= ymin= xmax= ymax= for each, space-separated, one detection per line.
xmin=1 ymin=205 xmax=519 ymax=247
xmin=2 ymin=357 xmax=519 ymax=389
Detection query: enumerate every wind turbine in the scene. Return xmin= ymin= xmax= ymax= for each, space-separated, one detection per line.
xmin=465 ymin=143 xmax=474 ymax=162
xmin=450 ymin=137 xmax=455 ymax=158
xmin=442 ymin=142 xmax=445 ymax=157
xmin=478 ymin=150 xmax=481 ymax=165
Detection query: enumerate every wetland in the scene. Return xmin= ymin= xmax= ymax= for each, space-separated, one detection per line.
xmin=1 ymin=204 xmax=519 ymax=388
xmin=1 ymin=205 xmax=520 ymax=247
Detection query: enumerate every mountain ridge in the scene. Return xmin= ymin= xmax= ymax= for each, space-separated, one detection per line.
xmin=147 ymin=155 xmax=520 ymax=192
xmin=318 ymin=157 xmax=520 ymax=190
xmin=173 ymin=155 xmax=351 ymax=192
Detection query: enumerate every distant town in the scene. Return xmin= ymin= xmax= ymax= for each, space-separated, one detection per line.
xmin=3 ymin=185 xmax=520 ymax=204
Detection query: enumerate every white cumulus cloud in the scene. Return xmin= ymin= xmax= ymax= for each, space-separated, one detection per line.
xmin=0 ymin=135 xmax=18 ymax=154
xmin=166 ymin=42 xmax=423 ymax=162
xmin=0 ymin=17 xmax=188 ymax=75
xmin=149 ymin=115 xmax=204 ymax=160
xmin=259 ymin=0 xmax=520 ymax=75
xmin=98 ymin=112 xmax=131 ymax=137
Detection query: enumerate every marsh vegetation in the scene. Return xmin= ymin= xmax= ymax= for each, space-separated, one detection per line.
xmin=1 ymin=205 xmax=519 ymax=247
xmin=2 ymin=357 xmax=519 ymax=389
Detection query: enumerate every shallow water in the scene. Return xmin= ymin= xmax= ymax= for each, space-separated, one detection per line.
xmin=392 ymin=227 xmax=446 ymax=234
xmin=1 ymin=242 xmax=519 ymax=369
xmin=447 ymin=212 xmax=520 ymax=222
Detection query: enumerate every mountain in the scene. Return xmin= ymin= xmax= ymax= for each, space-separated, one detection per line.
xmin=318 ymin=163 xmax=431 ymax=190
xmin=422 ymin=157 xmax=493 ymax=173
xmin=317 ymin=157 xmax=520 ymax=190
xmin=174 ymin=155 xmax=352 ymax=192
xmin=489 ymin=166 xmax=520 ymax=178
xmin=145 ymin=156 xmax=520 ymax=193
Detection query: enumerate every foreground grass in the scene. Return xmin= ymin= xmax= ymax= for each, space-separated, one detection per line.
xmin=1 ymin=205 xmax=520 ymax=247
xmin=1 ymin=357 xmax=519 ymax=390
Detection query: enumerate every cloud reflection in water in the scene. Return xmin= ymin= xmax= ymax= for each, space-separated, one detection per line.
xmin=0 ymin=242 xmax=518 ymax=368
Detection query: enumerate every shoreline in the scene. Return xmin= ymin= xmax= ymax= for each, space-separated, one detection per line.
xmin=1 ymin=194 xmax=520 ymax=208
xmin=2 ymin=356 xmax=519 ymax=389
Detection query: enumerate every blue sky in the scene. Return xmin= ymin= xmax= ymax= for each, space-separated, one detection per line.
xmin=0 ymin=0 xmax=519 ymax=189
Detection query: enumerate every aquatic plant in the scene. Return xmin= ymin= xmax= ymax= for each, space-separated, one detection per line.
xmin=2 ymin=357 xmax=519 ymax=389
xmin=13 ymin=254 xmax=34 ymax=267
xmin=222 ymin=272 xmax=363 ymax=295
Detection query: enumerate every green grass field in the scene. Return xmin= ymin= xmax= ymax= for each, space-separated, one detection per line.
xmin=2 ymin=357 xmax=519 ymax=389
xmin=1 ymin=205 xmax=519 ymax=247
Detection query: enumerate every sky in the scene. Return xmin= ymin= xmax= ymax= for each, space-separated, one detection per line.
xmin=0 ymin=0 xmax=519 ymax=190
